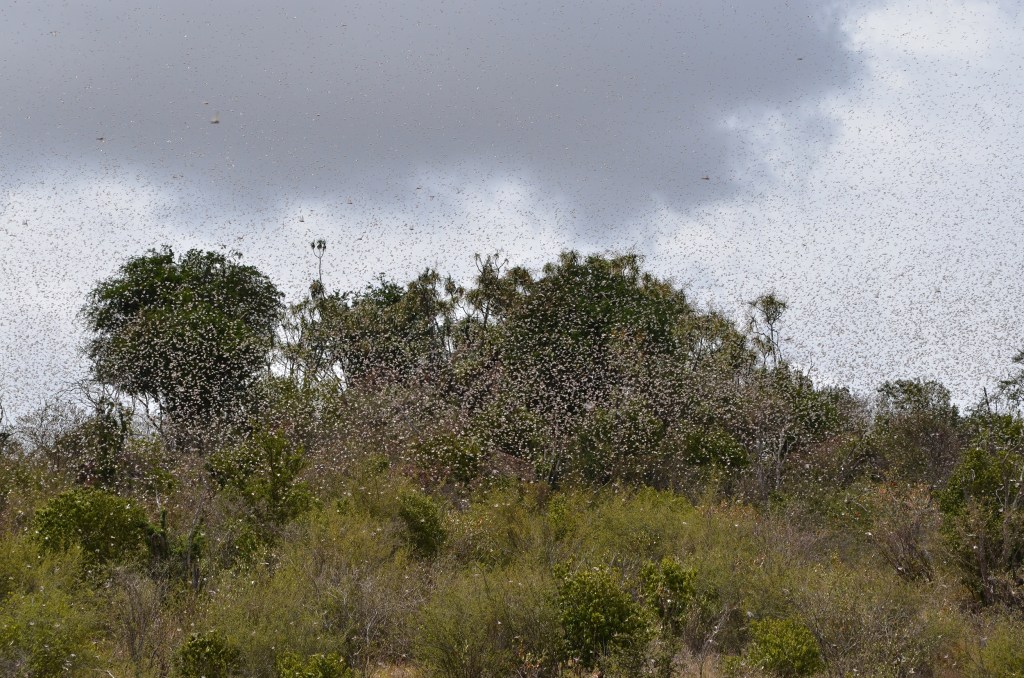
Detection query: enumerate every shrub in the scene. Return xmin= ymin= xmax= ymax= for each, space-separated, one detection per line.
xmin=567 ymin=402 xmax=667 ymax=485
xmin=0 ymin=588 xmax=98 ymax=677
xmin=640 ymin=556 xmax=698 ymax=633
xmin=276 ymin=652 xmax=353 ymax=678
xmin=398 ymin=491 xmax=447 ymax=558
xmin=867 ymin=484 xmax=937 ymax=582
xmin=938 ymin=415 xmax=1024 ymax=607
xmin=555 ymin=565 xmax=649 ymax=669
xmin=978 ymin=617 xmax=1024 ymax=677
xmin=415 ymin=566 xmax=561 ymax=677
xmin=175 ymin=631 xmax=242 ymax=678
xmin=676 ymin=426 xmax=749 ymax=470
xmin=471 ymin=399 xmax=550 ymax=473
xmin=746 ymin=618 xmax=823 ymax=677
xmin=415 ymin=433 xmax=484 ymax=484
xmin=791 ymin=565 xmax=946 ymax=676
xmin=207 ymin=429 xmax=315 ymax=525
xmin=33 ymin=487 xmax=151 ymax=566
xmin=447 ymin=484 xmax=547 ymax=568
xmin=203 ymin=508 xmax=417 ymax=673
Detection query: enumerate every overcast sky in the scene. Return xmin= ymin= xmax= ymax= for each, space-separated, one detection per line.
xmin=2 ymin=0 xmax=1023 ymax=416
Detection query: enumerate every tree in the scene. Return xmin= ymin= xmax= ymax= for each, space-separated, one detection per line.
xmin=499 ymin=251 xmax=690 ymax=420
xmin=866 ymin=379 xmax=962 ymax=485
xmin=747 ymin=293 xmax=788 ymax=368
xmin=83 ymin=247 xmax=282 ymax=445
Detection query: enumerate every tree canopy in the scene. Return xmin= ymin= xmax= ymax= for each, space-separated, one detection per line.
xmin=83 ymin=247 xmax=282 ymax=437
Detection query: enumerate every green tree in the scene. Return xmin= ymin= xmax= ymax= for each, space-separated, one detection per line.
xmin=867 ymin=379 xmax=962 ymax=485
xmin=939 ymin=412 xmax=1024 ymax=608
xmin=83 ymin=247 xmax=282 ymax=446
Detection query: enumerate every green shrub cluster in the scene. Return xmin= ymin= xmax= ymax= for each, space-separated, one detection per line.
xmin=555 ymin=564 xmax=649 ymax=670
xmin=744 ymin=618 xmax=824 ymax=677
xmin=207 ymin=429 xmax=315 ymax=525
xmin=33 ymin=487 xmax=152 ymax=567
xmin=398 ymin=490 xmax=448 ymax=558
xmin=276 ymin=652 xmax=353 ymax=678
xmin=175 ymin=631 xmax=242 ymax=678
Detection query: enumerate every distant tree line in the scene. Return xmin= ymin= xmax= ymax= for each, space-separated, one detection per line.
xmin=4 ymin=243 xmax=1023 ymax=611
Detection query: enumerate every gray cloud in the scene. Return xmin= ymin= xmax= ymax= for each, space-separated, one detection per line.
xmin=1 ymin=0 xmax=860 ymax=229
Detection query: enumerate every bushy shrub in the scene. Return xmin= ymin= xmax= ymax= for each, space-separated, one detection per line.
xmin=866 ymin=484 xmax=938 ymax=582
xmin=448 ymin=484 xmax=547 ymax=567
xmin=675 ymin=426 xmax=749 ymax=470
xmin=276 ymin=652 xmax=353 ymax=678
xmin=415 ymin=433 xmax=484 ymax=484
xmin=472 ymin=400 xmax=550 ymax=472
xmin=555 ymin=565 xmax=649 ymax=669
xmin=640 ymin=557 xmax=697 ymax=629
xmin=415 ymin=566 xmax=561 ymax=677
xmin=791 ymin=565 xmax=947 ymax=676
xmin=175 ymin=631 xmax=242 ymax=678
xmin=398 ymin=491 xmax=447 ymax=558
xmin=938 ymin=415 xmax=1024 ymax=607
xmin=978 ymin=617 xmax=1024 ymax=677
xmin=0 ymin=588 xmax=98 ymax=677
xmin=33 ymin=487 xmax=151 ymax=566
xmin=207 ymin=429 xmax=314 ymax=525
xmin=202 ymin=507 xmax=418 ymax=673
xmin=746 ymin=618 xmax=823 ymax=677
xmin=567 ymin=402 xmax=666 ymax=485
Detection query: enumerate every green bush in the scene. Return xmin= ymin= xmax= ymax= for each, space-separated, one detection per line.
xmin=938 ymin=415 xmax=1024 ymax=607
xmin=567 ymin=402 xmax=666 ymax=485
xmin=0 ymin=589 xmax=98 ymax=677
xmin=978 ymin=618 xmax=1024 ymax=677
xmin=640 ymin=556 xmax=699 ymax=633
xmin=276 ymin=652 xmax=353 ymax=678
xmin=555 ymin=565 xmax=649 ymax=669
xmin=448 ymin=485 xmax=547 ymax=567
xmin=398 ymin=491 xmax=447 ymax=558
xmin=207 ymin=429 xmax=315 ymax=525
xmin=175 ymin=631 xmax=242 ymax=678
xmin=676 ymin=426 xmax=749 ymax=470
xmin=472 ymin=400 xmax=550 ymax=472
xmin=415 ymin=566 xmax=560 ymax=678
xmin=33 ymin=487 xmax=151 ymax=566
xmin=746 ymin=618 xmax=823 ymax=677
xmin=415 ymin=433 xmax=484 ymax=484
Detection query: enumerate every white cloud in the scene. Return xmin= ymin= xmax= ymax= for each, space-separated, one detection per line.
xmin=652 ymin=0 xmax=1024 ymax=403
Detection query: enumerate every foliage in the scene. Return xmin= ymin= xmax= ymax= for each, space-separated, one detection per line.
xmin=51 ymin=398 xmax=132 ymax=488
xmin=639 ymin=556 xmax=700 ymax=634
xmin=977 ymin=617 xmax=1024 ymax=677
xmin=938 ymin=413 xmax=1024 ymax=607
xmin=206 ymin=429 xmax=314 ymax=525
xmin=568 ymin=400 xmax=667 ymax=485
xmin=276 ymin=652 xmax=353 ymax=678
xmin=745 ymin=618 xmax=824 ymax=677
xmin=867 ymin=379 xmax=962 ymax=485
xmin=175 ymin=631 xmax=242 ymax=678
xmin=33 ymin=487 xmax=151 ymax=566
xmin=83 ymin=247 xmax=282 ymax=440
xmin=8 ymin=247 xmax=1024 ymax=676
xmin=866 ymin=484 xmax=938 ymax=582
xmin=414 ymin=433 xmax=484 ymax=484
xmin=398 ymin=491 xmax=448 ymax=558
xmin=555 ymin=564 xmax=649 ymax=669
xmin=0 ymin=588 xmax=99 ymax=677
xmin=415 ymin=566 xmax=560 ymax=677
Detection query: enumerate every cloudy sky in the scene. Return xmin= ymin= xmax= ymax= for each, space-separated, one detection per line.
xmin=2 ymin=0 xmax=1023 ymax=415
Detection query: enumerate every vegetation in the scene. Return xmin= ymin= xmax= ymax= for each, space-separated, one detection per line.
xmin=2 ymin=245 xmax=1024 ymax=676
